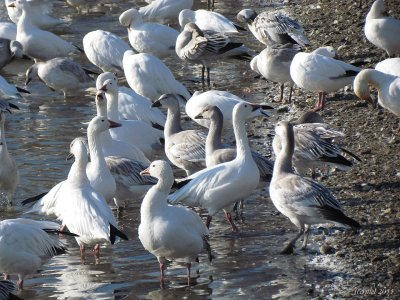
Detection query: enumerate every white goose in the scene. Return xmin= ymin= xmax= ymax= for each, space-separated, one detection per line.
xmin=179 ymin=9 xmax=246 ymax=33
xmin=0 ymin=39 xmax=25 ymax=70
xmin=94 ymin=92 xmax=152 ymax=164
xmin=139 ymin=0 xmax=194 ymax=24
xmin=82 ymin=30 xmax=131 ymax=76
xmin=152 ymin=94 xmax=207 ymax=176
xmin=0 ymin=101 xmax=19 ymax=205
xmin=122 ymin=50 xmax=191 ymax=101
xmin=10 ymin=0 xmax=81 ymax=61
xmin=96 ymin=73 xmax=163 ymax=160
xmin=290 ymin=50 xmax=361 ymax=111
xmin=25 ymin=57 xmax=94 ymax=98
xmin=175 ymin=22 xmax=253 ymax=86
xmin=6 ymin=0 xmax=65 ymax=29
xmin=354 ymin=69 xmax=400 ymax=119
xmin=138 ymin=160 xmax=211 ymax=287
xmin=185 ymin=90 xmax=272 ymax=129
xmin=0 ymin=75 xmax=29 ymax=99
xmin=168 ymin=102 xmax=260 ymax=231
xmin=119 ymin=8 xmax=179 ymax=59
xmin=364 ymin=0 xmax=400 ymax=57
xmin=54 ymin=137 xmax=128 ymax=259
xmin=237 ymin=9 xmax=310 ymax=47
xmin=375 ymin=58 xmax=400 ymax=77
xmin=251 ymin=43 xmax=300 ymax=103
xmin=269 ymin=121 xmax=360 ymax=254
xmin=0 ymin=218 xmax=68 ymax=289
xmin=0 ymin=22 xmax=17 ymax=40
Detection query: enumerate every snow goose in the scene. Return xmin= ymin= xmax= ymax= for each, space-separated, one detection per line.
xmin=96 ymin=72 xmax=165 ymax=129
xmin=138 ymin=0 xmax=194 ymax=24
xmin=0 ymin=280 xmax=16 ymax=298
xmin=94 ymin=92 xmax=154 ymax=163
xmin=122 ymin=50 xmax=191 ymax=101
xmin=55 ymin=137 xmax=128 ymax=260
xmin=10 ymin=0 xmax=81 ymax=61
xmin=25 ymin=57 xmax=95 ymax=98
xmin=138 ymin=160 xmax=211 ymax=287
xmin=179 ymin=9 xmax=246 ymax=33
xmin=82 ymin=30 xmax=131 ymax=76
xmin=152 ymin=94 xmax=206 ymax=176
xmin=364 ymin=0 xmax=400 ymax=57
xmin=290 ymin=50 xmax=361 ymax=111
xmin=186 ymin=90 xmax=273 ymax=129
xmin=0 ymin=22 xmax=17 ymax=40
xmin=175 ymin=22 xmax=253 ymax=86
xmin=251 ymin=43 xmax=300 ymax=103
xmin=375 ymin=58 xmax=400 ymax=77
xmin=6 ymin=0 xmax=65 ymax=29
xmin=96 ymin=73 xmax=163 ymax=160
xmin=269 ymin=121 xmax=360 ymax=254
xmin=168 ymin=102 xmax=260 ymax=231
xmin=354 ymin=69 xmax=400 ymax=120
xmin=0 ymin=101 xmax=19 ymax=205
xmin=0 ymin=75 xmax=30 ymax=99
xmin=0 ymin=218 xmax=68 ymax=289
xmin=237 ymin=9 xmax=310 ymax=47
xmin=0 ymin=39 xmax=26 ymax=70
xmin=119 ymin=8 xmax=179 ymax=59
xmin=194 ymin=105 xmax=273 ymax=181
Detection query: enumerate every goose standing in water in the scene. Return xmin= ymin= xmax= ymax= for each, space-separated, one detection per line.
xmin=270 ymin=121 xmax=360 ymax=254
xmin=138 ymin=160 xmax=212 ymax=287
xmin=152 ymin=94 xmax=207 ymax=176
xmin=0 ymin=100 xmax=19 ymax=205
xmin=168 ymin=102 xmax=260 ymax=231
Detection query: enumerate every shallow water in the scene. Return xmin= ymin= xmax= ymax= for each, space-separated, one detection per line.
xmin=0 ymin=0 xmax=315 ymax=299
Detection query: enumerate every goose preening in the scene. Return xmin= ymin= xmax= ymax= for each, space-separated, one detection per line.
xmin=96 ymin=72 xmax=163 ymax=160
xmin=194 ymin=105 xmax=273 ymax=181
xmin=236 ymin=9 xmax=310 ymax=47
xmin=364 ymin=0 xmax=400 ymax=57
xmin=0 ymin=39 xmax=26 ymax=70
xmin=185 ymin=90 xmax=273 ymax=129
xmin=139 ymin=0 xmax=194 ymax=24
xmin=270 ymin=121 xmax=361 ymax=254
xmin=25 ymin=58 xmax=95 ymax=98
xmin=175 ymin=22 xmax=253 ymax=86
xmin=122 ymin=50 xmax=191 ymax=101
xmin=94 ymin=91 xmax=156 ymax=163
xmin=0 ymin=101 xmax=19 ymax=205
xmin=82 ymin=30 xmax=131 ymax=75
xmin=375 ymin=58 xmax=400 ymax=77
xmin=251 ymin=43 xmax=300 ymax=103
xmin=54 ymin=137 xmax=128 ymax=260
xmin=0 ymin=218 xmax=70 ymax=289
xmin=289 ymin=50 xmax=361 ymax=111
xmin=119 ymin=8 xmax=179 ymax=59
xmin=10 ymin=0 xmax=81 ymax=61
xmin=152 ymin=94 xmax=207 ymax=176
xmin=138 ymin=160 xmax=212 ymax=287
xmin=168 ymin=102 xmax=260 ymax=232
xmin=353 ymin=69 xmax=400 ymax=126
xmin=179 ymin=9 xmax=246 ymax=33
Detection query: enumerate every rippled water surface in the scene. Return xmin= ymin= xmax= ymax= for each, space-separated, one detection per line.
xmin=1 ymin=0 xmax=313 ymax=299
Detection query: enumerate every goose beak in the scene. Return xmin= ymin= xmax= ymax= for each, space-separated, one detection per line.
xmin=251 ymin=104 xmax=260 ymax=111
xmin=7 ymin=2 xmax=16 ymax=7
xmin=194 ymin=113 xmax=203 ymax=119
xmin=151 ymin=100 xmax=161 ymax=108
xmin=99 ymin=84 xmax=107 ymax=92
xmin=66 ymin=153 xmax=74 ymax=161
xmin=108 ymin=120 xmax=122 ymax=128
xmin=140 ymin=167 xmax=150 ymax=176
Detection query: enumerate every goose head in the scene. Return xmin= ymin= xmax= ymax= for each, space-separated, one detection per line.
xmin=194 ymin=105 xmax=223 ymax=122
xmin=178 ymin=9 xmax=195 ymax=30
xmin=353 ymin=70 xmax=377 ymax=108
xmin=152 ymin=94 xmax=182 ymax=109
xmin=140 ymin=160 xmax=173 ymax=184
xmin=88 ymin=116 xmax=121 ymax=136
xmin=233 ymin=102 xmax=261 ymax=121
xmin=67 ymin=137 xmax=89 ymax=161
xmin=119 ymin=8 xmax=142 ymax=28
xmin=25 ymin=63 xmax=39 ymax=85
xmin=95 ymin=91 xmax=107 ymax=117
xmin=96 ymin=72 xmax=118 ymax=94
xmin=312 ymin=46 xmax=337 ymax=58
xmin=237 ymin=9 xmax=258 ymax=24
xmin=9 ymin=40 xmax=24 ymax=59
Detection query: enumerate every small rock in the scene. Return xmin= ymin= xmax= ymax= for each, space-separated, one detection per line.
xmin=320 ymin=244 xmax=335 ymax=254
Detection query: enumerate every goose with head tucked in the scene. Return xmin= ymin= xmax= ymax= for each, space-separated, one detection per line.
xmin=10 ymin=0 xmax=81 ymax=61
xmin=119 ymin=8 xmax=179 ymax=59
xmin=138 ymin=160 xmax=212 ymax=287
xmin=270 ymin=121 xmax=360 ymax=254
xmin=168 ymin=102 xmax=260 ymax=231
xmin=96 ymin=73 xmax=164 ymax=160
xmin=0 ymin=100 xmax=19 ymax=205
xmin=152 ymin=94 xmax=207 ymax=176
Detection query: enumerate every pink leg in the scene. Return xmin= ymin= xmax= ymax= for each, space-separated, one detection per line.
xmin=17 ymin=279 xmax=24 ymax=290
xmin=186 ymin=262 xmax=191 ymax=286
xmin=59 ymin=224 xmax=65 ymax=232
xmin=312 ymin=92 xmax=326 ymax=112
xmin=94 ymin=244 xmax=100 ymax=256
xmin=159 ymin=262 xmax=165 ymax=289
xmin=3 ymin=274 xmax=9 ymax=280
xmin=225 ymin=212 xmax=239 ymax=232
xmin=80 ymin=244 xmax=85 ymax=263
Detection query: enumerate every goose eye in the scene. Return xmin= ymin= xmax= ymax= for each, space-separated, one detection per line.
xmin=152 ymin=164 xmax=155 ymax=167
xmin=244 ymin=104 xmax=248 ymax=107
xmin=102 ymin=120 xmax=104 ymax=122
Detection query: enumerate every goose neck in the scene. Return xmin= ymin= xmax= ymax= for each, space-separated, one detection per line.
xmin=106 ymin=91 xmax=120 ymax=121
xmin=232 ymin=114 xmax=251 ymax=159
xmin=165 ymin=106 xmax=182 ymax=137
xmin=0 ymin=117 xmax=7 ymax=153
xmin=273 ymin=128 xmax=295 ymax=177
xmin=206 ymin=113 xmax=224 ymax=155
xmin=68 ymin=154 xmax=90 ymax=187
xmin=88 ymin=129 xmax=107 ymax=170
